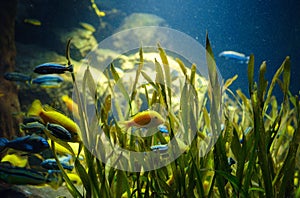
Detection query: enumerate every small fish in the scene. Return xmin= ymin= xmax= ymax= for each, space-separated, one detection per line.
xmin=24 ymin=18 xmax=42 ymax=26
xmin=31 ymin=74 xmax=64 ymax=88
xmin=22 ymin=116 xmax=44 ymax=124
xmin=41 ymin=158 xmax=73 ymax=171
xmin=79 ymin=22 xmax=96 ymax=32
xmin=46 ymin=123 xmax=72 ymax=141
xmin=219 ymin=51 xmax=250 ymax=64
xmin=150 ymin=144 xmax=168 ymax=152
xmin=39 ymin=81 xmax=63 ymax=88
xmin=0 ymin=135 xmax=49 ymax=153
xmin=4 ymin=72 xmax=31 ymax=83
xmin=34 ymin=63 xmax=73 ymax=74
xmin=0 ymin=163 xmax=59 ymax=188
xmin=20 ymin=121 xmax=45 ymax=134
xmin=48 ymin=140 xmax=83 ymax=158
xmin=66 ymin=173 xmax=82 ymax=184
xmin=61 ymin=95 xmax=79 ymax=119
xmin=28 ymin=99 xmax=81 ymax=142
xmin=157 ymin=124 xmax=169 ymax=133
xmin=119 ymin=110 xmax=165 ymax=131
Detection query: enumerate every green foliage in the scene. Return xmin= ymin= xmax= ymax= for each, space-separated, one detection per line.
xmin=46 ymin=38 xmax=299 ymax=198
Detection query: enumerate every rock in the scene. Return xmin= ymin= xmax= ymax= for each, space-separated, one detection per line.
xmin=116 ymin=13 xmax=167 ymax=31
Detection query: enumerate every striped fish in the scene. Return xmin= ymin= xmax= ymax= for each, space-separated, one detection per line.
xmin=0 ymin=163 xmax=60 ymax=188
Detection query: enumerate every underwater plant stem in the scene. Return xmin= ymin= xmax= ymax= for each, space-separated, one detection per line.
xmin=251 ymin=91 xmax=274 ymax=197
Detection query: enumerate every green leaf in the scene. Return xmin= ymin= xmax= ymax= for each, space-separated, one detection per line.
xmin=75 ymin=156 xmax=93 ymax=197
xmin=247 ymin=54 xmax=255 ymax=95
xmin=51 ymin=141 xmax=82 ymax=198
xmin=223 ymin=75 xmax=238 ymax=90
xmin=130 ymin=47 xmax=144 ymax=101
xmin=215 ymin=170 xmax=241 ymax=193
xmin=176 ymin=58 xmax=188 ymax=80
xmin=258 ymin=61 xmax=268 ymax=103
xmin=110 ymin=63 xmax=131 ymax=110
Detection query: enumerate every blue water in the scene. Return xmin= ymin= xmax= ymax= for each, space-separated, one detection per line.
xmin=100 ymin=0 xmax=300 ymax=98
xmin=16 ymin=0 xmax=300 ymax=98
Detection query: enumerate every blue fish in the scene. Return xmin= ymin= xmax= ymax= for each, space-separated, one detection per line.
xmin=219 ymin=51 xmax=250 ymax=64
xmin=0 ymin=135 xmax=49 ymax=153
xmin=4 ymin=72 xmax=31 ymax=82
xmin=150 ymin=144 xmax=168 ymax=152
xmin=41 ymin=158 xmax=74 ymax=171
xmin=157 ymin=124 xmax=169 ymax=133
xmin=34 ymin=63 xmax=73 ymax=74
xmin=32 ymin=74 xmax=64 ymax=85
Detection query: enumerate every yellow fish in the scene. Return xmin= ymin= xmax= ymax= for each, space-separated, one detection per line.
xmin=47 ymin=140 xmax=84 ymax=158
xmin=1 ymin=153 xmax=28 ymax=167
xmin=24 ymin=18 xmax=42 ymax=26
xmin=61 ymin=95 xmax=79 ymax=119
xmin=28 ymin=99 xmax=81 ymax=142
xmin=119 ymin=110 xmax=165 ymax=131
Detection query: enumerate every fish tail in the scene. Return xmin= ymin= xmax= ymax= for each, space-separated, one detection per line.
xmin=118 ymin=121 xmax=131 ymax=131
xmin=27 ymin=99 xmax=43 ymax=117
xmin=67 ymin=65 xmax=74 ymax=73
xmin=0 ymin=138 xmax=8 ymax=151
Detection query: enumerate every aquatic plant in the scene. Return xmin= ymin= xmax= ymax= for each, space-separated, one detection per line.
xmin=30 ymin=35 xmax=300 ymax=197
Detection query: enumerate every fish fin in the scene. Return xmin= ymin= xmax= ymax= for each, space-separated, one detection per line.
xmin=67 ymin=65 xmax=74 ymax=73
xmin=118 ymin=121 xmax=130 ymax=131
xmin=43 ymin=104 xmax=60 ymax=112
xmin=25 ymin=144 xmax=33 ymax=151
xmin=27 ymin=100 xmax=43 ymax=117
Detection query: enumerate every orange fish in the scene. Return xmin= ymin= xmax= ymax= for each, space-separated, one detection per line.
xmin=61 ymin=95 xmax=79 ymax=119
xmin=119 ymin=110 xmax=165 ymax=131
xmin=28 ymin=100 xmax=81 ymax=142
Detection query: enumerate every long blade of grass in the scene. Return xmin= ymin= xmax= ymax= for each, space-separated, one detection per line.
xmin=158 ymin=43 xmax=171 ymax=106
xmin=130 ymin=47 xmax=144 ymax=101
xmin=247 ymin=54 xmax=254 ymax=95
xmin=110 ymin=63 xmax=131 ymax=111
xmin=51 ymin=141 xmax=82 ymax=197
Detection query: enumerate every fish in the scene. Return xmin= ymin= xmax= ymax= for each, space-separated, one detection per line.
xmin=28 ymin=99 xmax=81 ymax=142
xmin=41 ymin=158 xmax=74 ymax=171
xmin=61 ymin=95 xmax=79 ymax=119
xmin=157 ymin=124 xmax=169 ymax=133
xmin=79 ymin=22 xmax=96 ymax=32
xmin=119 ymin=110 xmax=165 ymax=131
xmin=46 ymin=123 xmax=72 ymax=141
xmin=218 ymin=51 xmax=250 ymax=64
xmin=31 ymin=74 xmax=64 ymax=88
xmin=22 ymin=116 xmax=44 ymax=124
xmin=48 ymin=140 xmax=83 ymax=158
xmin=1 ymin=154 xmax=28 ymax=167
xmin=24 ymin=18 xmax=42 ymax=26
xmin=4 ymin=72 xmax=31 ymax=83
xmin=0 ymin=135 xmax=49 ymax=153
xmin=150 ymin=144 xmax=168 ymax=152
xmin=66 ymin=173 xmax=82 ymax=184
xmin=0 ymin=163 xmax=59 ymax=188
xmin=34 ymin=63 xmax=73 ymax=74
xmin=20 ymin=121 xmax=45 ymax=134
